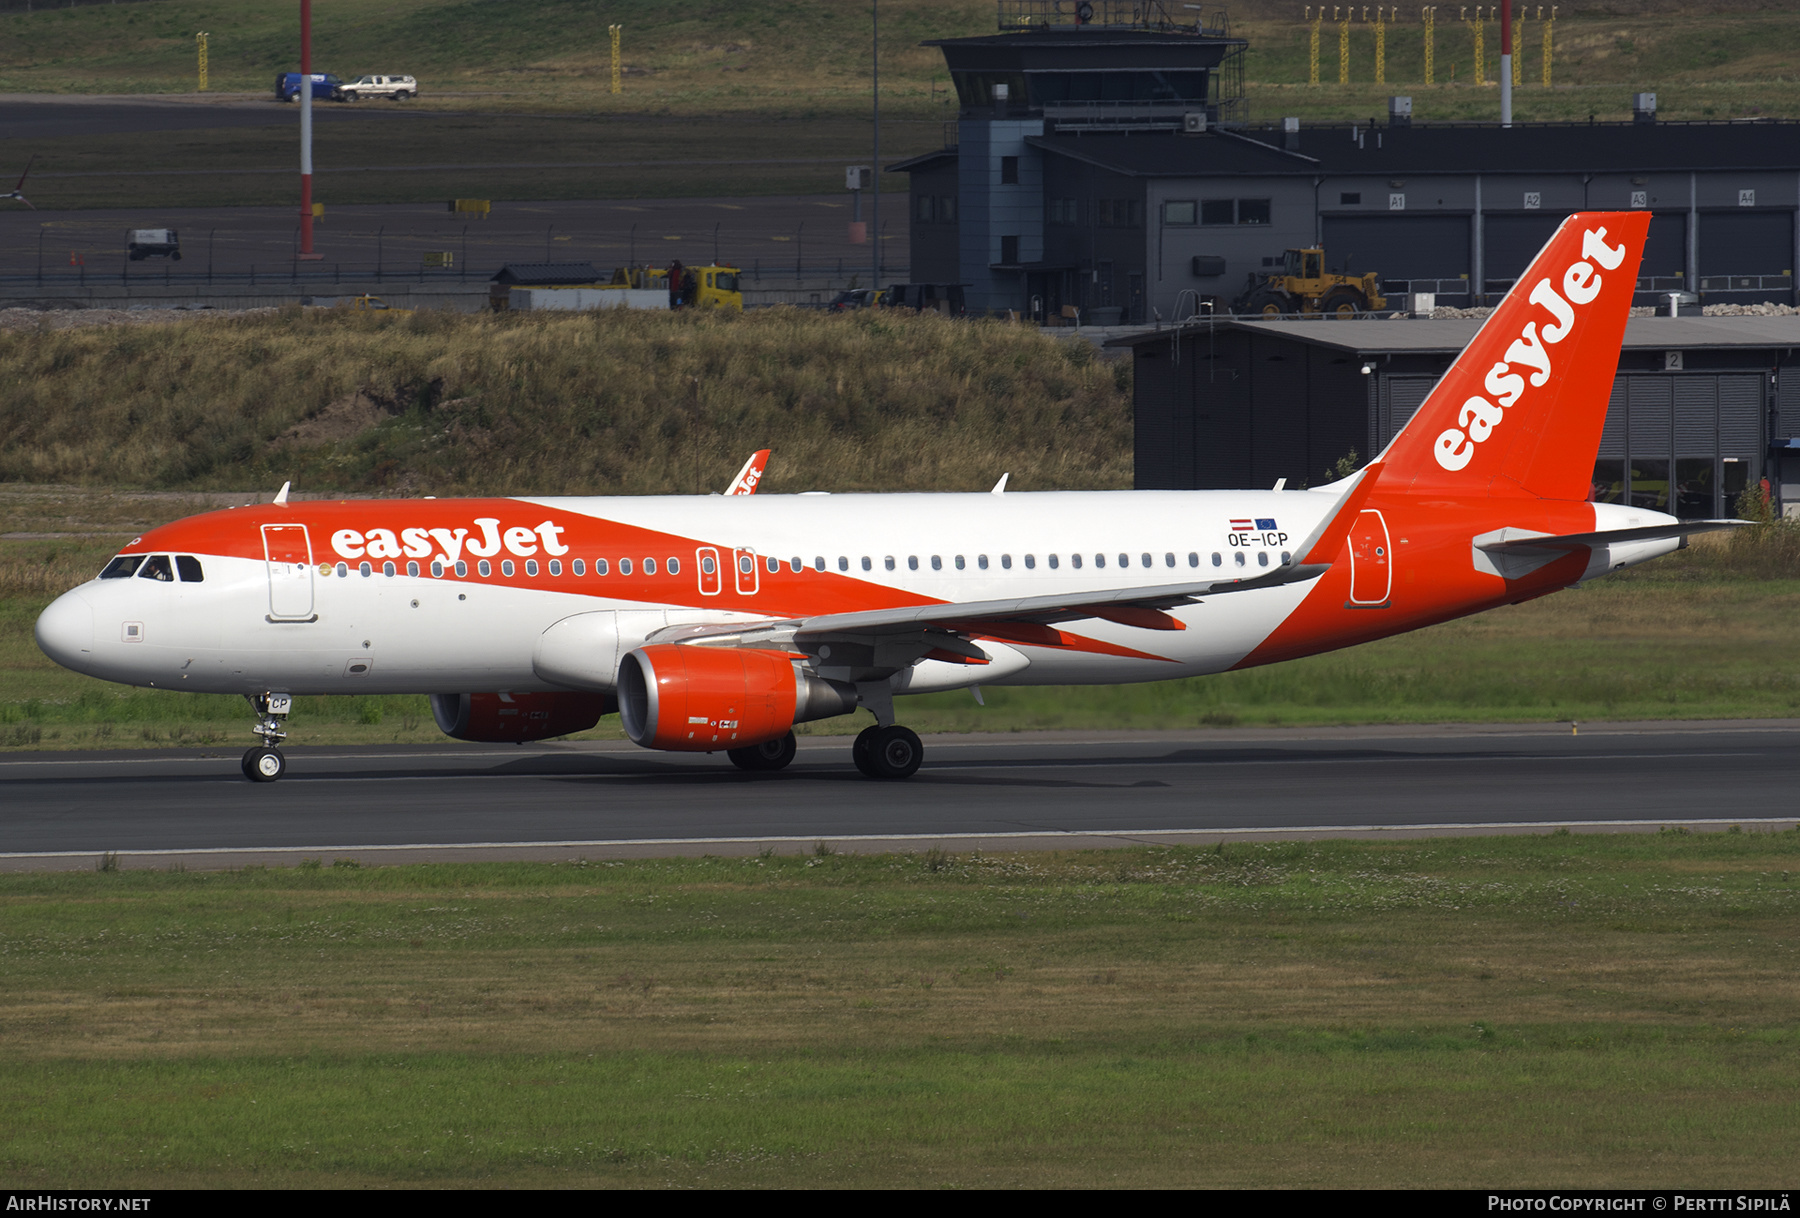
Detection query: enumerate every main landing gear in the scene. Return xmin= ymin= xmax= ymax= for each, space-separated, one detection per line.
xmin=852 ymin=724 xmax=923 ymax=780
xmin=242 ymin=692 xmax=292 ymax=783
xmin=728 ymin=731 xmax=797 ymax=773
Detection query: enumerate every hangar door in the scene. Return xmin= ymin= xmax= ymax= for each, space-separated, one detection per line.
xmin=1482 ymin=214 xmax=1563 ymax=290
xmin=1375 ymin=375 xmax=1439 ymax=453
xmin=1699 ymin=210 xmax=1796 ymax=305
xmin=1591 ymin=373 xmax=1762 ymax=517
xmin=1322 ymin=215 xmax=1469 ymax=300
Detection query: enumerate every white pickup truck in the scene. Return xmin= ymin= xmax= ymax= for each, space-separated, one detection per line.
xmin=334 ymin=74 xmax=417 ymax=101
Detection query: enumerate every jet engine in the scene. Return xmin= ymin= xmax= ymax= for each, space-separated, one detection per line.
xmin=429 ymin=691 xmax=615 ymax=743
xmin=617 ymin=645 xmax=856 ymax=751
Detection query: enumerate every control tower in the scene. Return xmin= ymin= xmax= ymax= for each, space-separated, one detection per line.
xmin=913 ymin=1 xmax=1247 ymax=314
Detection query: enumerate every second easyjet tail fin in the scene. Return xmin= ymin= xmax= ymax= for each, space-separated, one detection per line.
xmin=1379 ymin=211 xmax=1649 ymax=501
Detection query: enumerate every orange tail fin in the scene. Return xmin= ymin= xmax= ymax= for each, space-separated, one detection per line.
xmin=1380 ymin=211 xmax=1649 ymax=501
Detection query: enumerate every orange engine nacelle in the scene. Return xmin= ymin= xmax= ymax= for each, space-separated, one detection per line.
xmin=617 ymin=644 xmax=856 ymax=752
xmin=429 ymin=691 xmax=615 ymax=743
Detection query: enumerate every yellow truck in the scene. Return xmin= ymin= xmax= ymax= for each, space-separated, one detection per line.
xmin=1234 ymin=248 xmax=1387 ymax=318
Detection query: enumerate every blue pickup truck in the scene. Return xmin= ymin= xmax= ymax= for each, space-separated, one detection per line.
xmin=273 ymin=73 xmax=342 ymax=102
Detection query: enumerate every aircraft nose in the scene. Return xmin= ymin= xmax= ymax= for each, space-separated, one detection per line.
xmin=35 ymin=589 xmax=94 ymax=674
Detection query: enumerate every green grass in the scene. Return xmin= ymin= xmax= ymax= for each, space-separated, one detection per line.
xmin=3 ymin=835 xmax=1798 ymax=1186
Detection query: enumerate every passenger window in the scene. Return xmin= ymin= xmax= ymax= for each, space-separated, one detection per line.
xmin=176 ymin=555 xmax=204 ymax=583
xmin=384 ymin=560 xmax=398 ymax=577
xmin=620 ymin=558 xmax=633 ymax=575
xmin=1024 ymin=554 xmax=1036 ymax=569
xmin=1258 ymin=551 xmax=1270 ymax=567
xmin=548 ymin=559 xmax=561 ymax=576
xmin=1048 ymin=554 xmax=1059 ymax=569
xmin=138 ymin=555 xmax=174 ymax=582
xmin=861 ymin=556 xmax=872 ymax=571
xmin=739 ymin=555 xmax=753 ymax=574
xmin=766 ymin=556 xmax=779 ymax=574
xmin=978 ymin=555 xmax=989 ymax=570
xmin=478 ymin=560 xmax=492 ymax=577
xmin=1142 ymin=553 xmax=1152 ymax=568
xmin=908 ymin=556 xmax=919 ymax=571
xmin=573 ymin=559 xmax=586 ymax=576
xmin=931 ymin=556 xmax=942 ymax=571
xmin=1281 ymin=551 xmax=1292 ymax=565
xmin=668 ymin=557 xmax=681 ymax=575
xmin=501 ymin=560 xmax=515 ymax=577
xmin=1118 ymin=553 xmax=1129 ymax=568
xmin=954 ymin=556 xmax=965 ymax=570
xmin=644 ymin=558 xmax=657 ymax=575
xmin=1095 ymin=553 xmax=1106 ymax=568
xmin=1210 ymin=553 xmax=1221 ymax=567
xmin=1001 ymin=554 xmax=1012 ymax=569
xmin=1072 ymin=553 xmax=1083 ymax=569
xmin=1188 ymin=552 xmax=1199 ymax=567
xmin=790 ymin=557 xmax=802 ymax=573
xmin=701 ymin=555 xmax=716 ymax=575
xmin=1233 ymin=552 xmax=1245 ymax=567
xmin=454 ymin=561 xmax=468 ymax=577
xmin=885 ymin=556 xmax=896 ymax=571
xmin=815 ymin=557 xmax=827 ymax=571
xmin=596 ymin=558 xmax=609 ymax=575
xmin=100 ymin=556 xmax=144 ymax=579
xmin=408 ymin=560 xmax=422 ymax=577
xmin=360 ymin=561 xmax=374 ymax=578
xmin=431 ymin=561 xmax=445 ymax=577
xmin=1165 ymin=553 xmax=1176 ymax=568
xmin=525 ymin=560 xmax=539 ymax=576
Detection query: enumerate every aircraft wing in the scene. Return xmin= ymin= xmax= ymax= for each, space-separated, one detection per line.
xmin=1477 ymin=519 xmax=1751 ymax=553
xmin=791 ymin=563 xmax=1327 ymax=640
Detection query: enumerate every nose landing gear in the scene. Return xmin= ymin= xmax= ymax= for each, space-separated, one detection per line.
xmin=242 ymin=692 xmax=292 ymax=783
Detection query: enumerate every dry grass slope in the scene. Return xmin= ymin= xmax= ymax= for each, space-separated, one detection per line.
xmin=0 ymin=307 xmax=1131 ymax=497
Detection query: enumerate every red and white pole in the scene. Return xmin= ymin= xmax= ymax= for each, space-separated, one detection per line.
xmin=1499 ymin=0 xmax=1513 ymax=128
xmin=297 ymin=0 xmax=321 ymax=259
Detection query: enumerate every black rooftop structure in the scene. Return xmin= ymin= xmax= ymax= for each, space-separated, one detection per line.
xmin=893 ymin=5 xmax=1800 ymax=321
xmin=1111 ymin=316 xmax=1800 ymax=519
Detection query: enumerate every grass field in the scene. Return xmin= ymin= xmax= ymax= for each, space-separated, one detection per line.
xmin=0 ymin=1 xmax=1795 ymax=208
xmin=3 ymin=834 xmax=1797 ymax=1186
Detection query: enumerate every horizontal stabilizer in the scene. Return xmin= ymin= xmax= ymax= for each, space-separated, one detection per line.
xmin=1477 ymin=519 xmax=1752 ymax=553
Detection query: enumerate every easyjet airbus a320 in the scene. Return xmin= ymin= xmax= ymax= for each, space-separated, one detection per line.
xmin=35 ymin=213 xmax=1740 ymax=782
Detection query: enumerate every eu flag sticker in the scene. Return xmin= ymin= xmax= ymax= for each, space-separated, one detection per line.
xmin=1255 ymin=517 xmax=1277 ymax=530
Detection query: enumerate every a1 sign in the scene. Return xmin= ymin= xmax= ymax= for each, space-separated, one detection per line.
xmin=1739 ymin=189 xmax=1756 ymax=207
xmin=846 ymin=165 xmax=872 ymax=191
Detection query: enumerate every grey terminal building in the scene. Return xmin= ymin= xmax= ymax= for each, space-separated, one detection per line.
xmin=895 ymin=2 xmax=1800 ymax=322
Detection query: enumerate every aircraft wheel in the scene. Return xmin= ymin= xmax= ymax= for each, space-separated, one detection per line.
xmin=728 ymin=731 xmax=796 ymax=772
xmin=241 ymin=747 xmax=286 ymax=783
xmin=852 ymin=725 xmax=882 ymax=777
xmin=864 ymin=725 xmax=923 ymax=781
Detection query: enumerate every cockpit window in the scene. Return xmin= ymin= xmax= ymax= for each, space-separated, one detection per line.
xmin=137 ymin=555 xmax=174 ymax=582
xmin=99 ymin=555 xmax=144 ymax=580
xmin=176 ymin=556 xmax=204 ymax=583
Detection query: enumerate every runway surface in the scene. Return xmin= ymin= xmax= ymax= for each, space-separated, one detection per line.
xmin=2 ymin=721 xmax=1795 ymax=869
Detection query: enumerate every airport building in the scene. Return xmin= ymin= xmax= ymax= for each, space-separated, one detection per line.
xmin=1112 ymin=316 xmax=1800 ymax=518
xmin=895 ymin=2 xmax=1800 ymax=322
